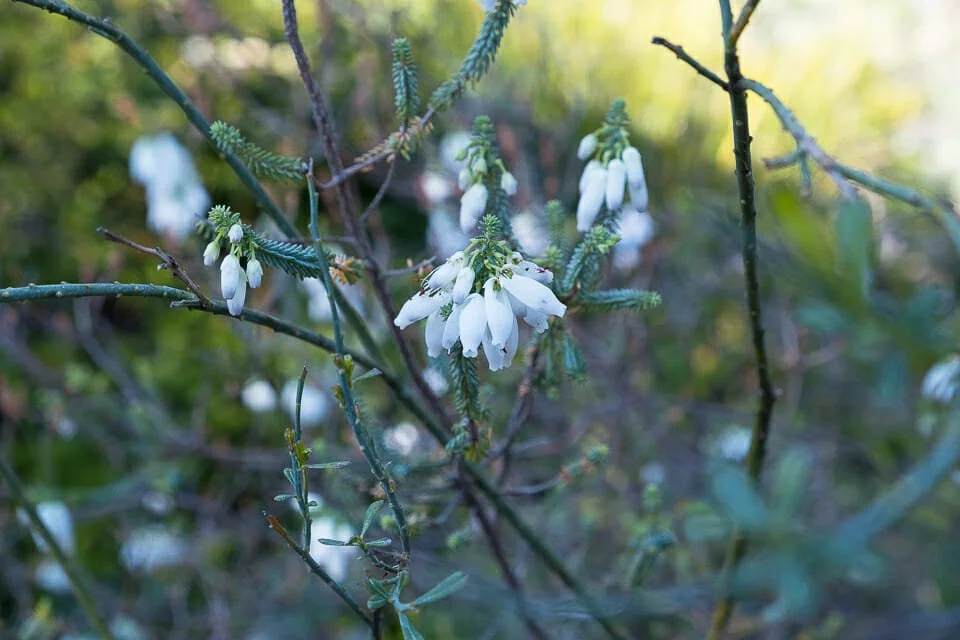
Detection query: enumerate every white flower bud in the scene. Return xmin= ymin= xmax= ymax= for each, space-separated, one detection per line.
xmin=579 ymin=160 xmax=601 ymax=193
xmin=605 ymin=159 xmax=626 ymax=212
xmin=577 ymin=133 xmax=598 ymax=160
xmin=452 ymin=267 xmax=476 ymax=304
xmin=458 ymin=294 xmax=486 ymax=357
xmin=426 ymin=251 xmax=464 ymax=291
xmin=500 ymin=171 xmax=518 ymax=196
xmin=226 ymin=270 xmax=247 ymax=316
xmin=459 ymin=183 xmax=489 ymax=233
xmin=220 ymin=254 xmax=243 ymax=300
xmin=458 ymin=167 xmax=471 ymax=190
xmin=246 ymin=258 xmax=263 ymax=289
xmin=471 ymin=155 xmax=487 ymax=175
xmin=203 ymin=241 xmax=220 ymax=266
xmin=576 ymin=165 xmax=606 ymax=232
xmin=394 ymin=291 xmax=451 ymax=329
xmin=499 ymin=273 xmax=566 ymax=318
xmin=622 ymin=147 xmax=646 ymax=188
xmin=227 ymin=224 xmax=243 ymax=244
xmin=483 ymin=278 xmax=514 ymax=348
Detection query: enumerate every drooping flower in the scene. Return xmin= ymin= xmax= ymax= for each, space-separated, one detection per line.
xmin=394 ymin=290 xmax=451 ymax=329
xmin=501 ymin=171 xmax=518 ymax=196
xmin=577 ymin=163 xmax=607 ymax=231
xmin=577 ymin=133 xmax=598 ymax=160
xmin=225 ymin=269 xmax=247 ymax=316
xmin=220 ymin=254 xmax=243 ymax=300
xmin=459 ymin=183 xmax=489 ymax=233
xmin=605 ymin=158 xmax=626 ymax=212
xmin=246 ymin=258 xmax=263 ymax=288
xmin=452 ymin=266 xmax=476 ymax=304
xmin=228 ymin=223 xmax=244 ymax=243
xmin=613 ymin=207 xmax=655 ymax=271
xmin=203 ymin=241 xmax=220 ymax=266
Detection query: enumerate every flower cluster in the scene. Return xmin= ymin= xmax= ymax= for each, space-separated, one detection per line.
xmin=575 ymin=102 xmax=649 ymax=232
xmin=394 ymin=228 xmax=564 ymax=371
xmin=202 ymin=207 xmax=263 ymax=316
xmin=130 ymin=132 xmax=210 ymax=240
xmin=456 ymin=122 xmax=518 ymax=233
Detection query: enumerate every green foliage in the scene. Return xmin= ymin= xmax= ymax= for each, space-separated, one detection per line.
xmin=209 ymin=121 xmax=305 ymax=183
xmin=559 ymin=224 xmax=620 ymax=295
xmin=448 ymin=344 xmax=486 ymax=422
xmin=834 ymin=196 xmax=873 ymax=299
xmin=428 ymin=1 xmax=518 ymax=112
xmin=391 ymin=37 xmax=421 ymax=123
xmin=576 ymin=289 xmax=662 ymax=313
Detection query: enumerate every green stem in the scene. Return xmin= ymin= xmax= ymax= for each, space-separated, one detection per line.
xmin=265 ymin=514 xmax=373 ymax=626
xmin=0 ymin=455 xmax=116 ymax=640
xmin=307 ymin=175 xmax=412 ymax=557
xmin=708 ymin=3 xmax=776 ymax=637
xmin=727 ymin=0 xmax=762 ymax=48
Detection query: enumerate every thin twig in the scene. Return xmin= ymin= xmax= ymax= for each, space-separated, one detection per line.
xmin=97 ymin=227 xmax=212 ymax=307
xmin=359 ymin=158 xmax=398 ymax=223
xmin=384 ymin=257 xmax=436 ymax=278
xmin=265 ymin=514 xmax=373 ymax=626
xmin=727 ymin=0 xmax=762 ymax=48
xmin=489 ymin=341 xmax=541 ymax=484
xmin=650 ymin=37 xmax=728 ymax=90
xmin=0 ymin=455 xmax=116 ymax=640
xmin=460 ymin=467 xmax=551 ymax=640
xmin=708 ymin=3 xmax=777 ymax=636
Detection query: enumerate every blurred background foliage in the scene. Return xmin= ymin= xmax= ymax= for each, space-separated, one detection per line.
xmin=2 ymin=0 xmax=960 ymax=638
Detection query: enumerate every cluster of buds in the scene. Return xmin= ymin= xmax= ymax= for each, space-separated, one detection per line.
xmin=202 ymin=206 xmax=263 ymax=316
xmin=575 ymin=100 xmax=649 ymax=231
xmin=394 ymin=217 xmax=564 ymax=371
xmin=456 ymin=118 xmax=518 ymax=233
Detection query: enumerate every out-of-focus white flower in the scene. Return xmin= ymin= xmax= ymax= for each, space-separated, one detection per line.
xmin=459 ymin=183 xmax=489 ymax=233
xmin=622 ymin=147 xmax=646 ymax=189
xmin=439 ymin=131 xmax=472 ymax=174
xmin=246 ymin=259 xmax=263 ymax=289
xmin=242 ymin=378 xmax=278 ymax=413
xmin=34 ymin=559 xmax=71 ymax=594
xmin=428 ymin=208 xmax=470 ymax=260
xmin=423 ymin=367 xmax=449 ymax=395
xmin=421 ymin=170 xmax=453 ymax=205
xmin=577 ymin=133 xmax=598 ymax=160
xmin=54 ymin=416 xmax=77 ymax=439
xmin=385 ymin=422 xmax=421 ymax=455
xmin=120 ymin=527 xmax=188 ymax=573
xmin=17 ymin=501 xmax=75 ymax=555
xmin=141 ymin=491 xmax=175 ymax=516
xmin=309 ymin=517 xmax=354 ymax=582
xmin=501 ymin=171 xmax=518 ymax=196
xmin=129 ymin=133 xmax=210 ymax=240
xmin=613 ymin=208 xmax=655 ymax=271
xmin=716 ymin=427 xmax=752 ymax=462
xmin=281 ymin=379 xmax=330 ymax=428
xmin=300 ymin=278 xmax=365 ymax=323
xmin=605 ymin=159 xmax=626 ymax=212
xmin=512 ymin=210 xmax=549 ymax=257
xmin=641 ymin=462 xmax=666 ymax=486
xmin=228 ymin=224 xmax=244 ymax=244
xmin=922 ymin=355 xmax=960 ymax=403
xmin=577 ymin=163 xmax=607 ymax=231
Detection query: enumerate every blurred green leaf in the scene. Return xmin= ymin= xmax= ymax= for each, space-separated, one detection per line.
xmin=835 ymin=197 xmax=873 ymax=299
xmin=710 ymin=465 xmax=769 ymax=530
xmin=362 ymin=500 xmax=385 ymax=537
xmin=409 ymin=571 xmax=468 ymax=607
xmin=398 ymin=612 xmax=426 ymax=640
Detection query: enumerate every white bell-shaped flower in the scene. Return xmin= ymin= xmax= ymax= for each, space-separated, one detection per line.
xmin=226 ymin=269 xmax=247 ymax=316
xmin=425 ymin=309 xmax=447 ymax=358
xmin=246 ymin=258 xmax=263 ymax=289
xmin=483 ymin=278 xmax=514 ymax=348
xmin=394 ymin=290 xmax=451 ymax=329
xmin=579 ymin=160 xmax=601 ymax=193
xmin=425 ymin=251 xmax=464 ymax=291
xmin=501 ymin=171 xmax=518 ymax=196
xmin=605 ymin=159 xmax=626 ymax=212
xmin=459 ymin=183 xmax=489 ymax=233
xmin=500 ymin=273 xmax=566 ymax=317
xmin=458 ymin=293 xmax=486 ymax=357
xmin=577 ymin=133 xmax=598 ymax=160
xmin=622 ymin=147 xmax=645 ymax=187
xmin=442 ymin=301 xmax=466 ymax=350
xmin=228 ymin=223 xmax=243 ymax=244
xmin=452 ymin=267 xmax=476 ymax=304
xmin=577 ymin=164 xmax=607 ymax=232
xmin=509 ymin=260 xmax=553 ymax=284
xmin=220 ymin=254 xmax=243 ymax=300
xmin=203 ymin=241 xmax=220 ymax=266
